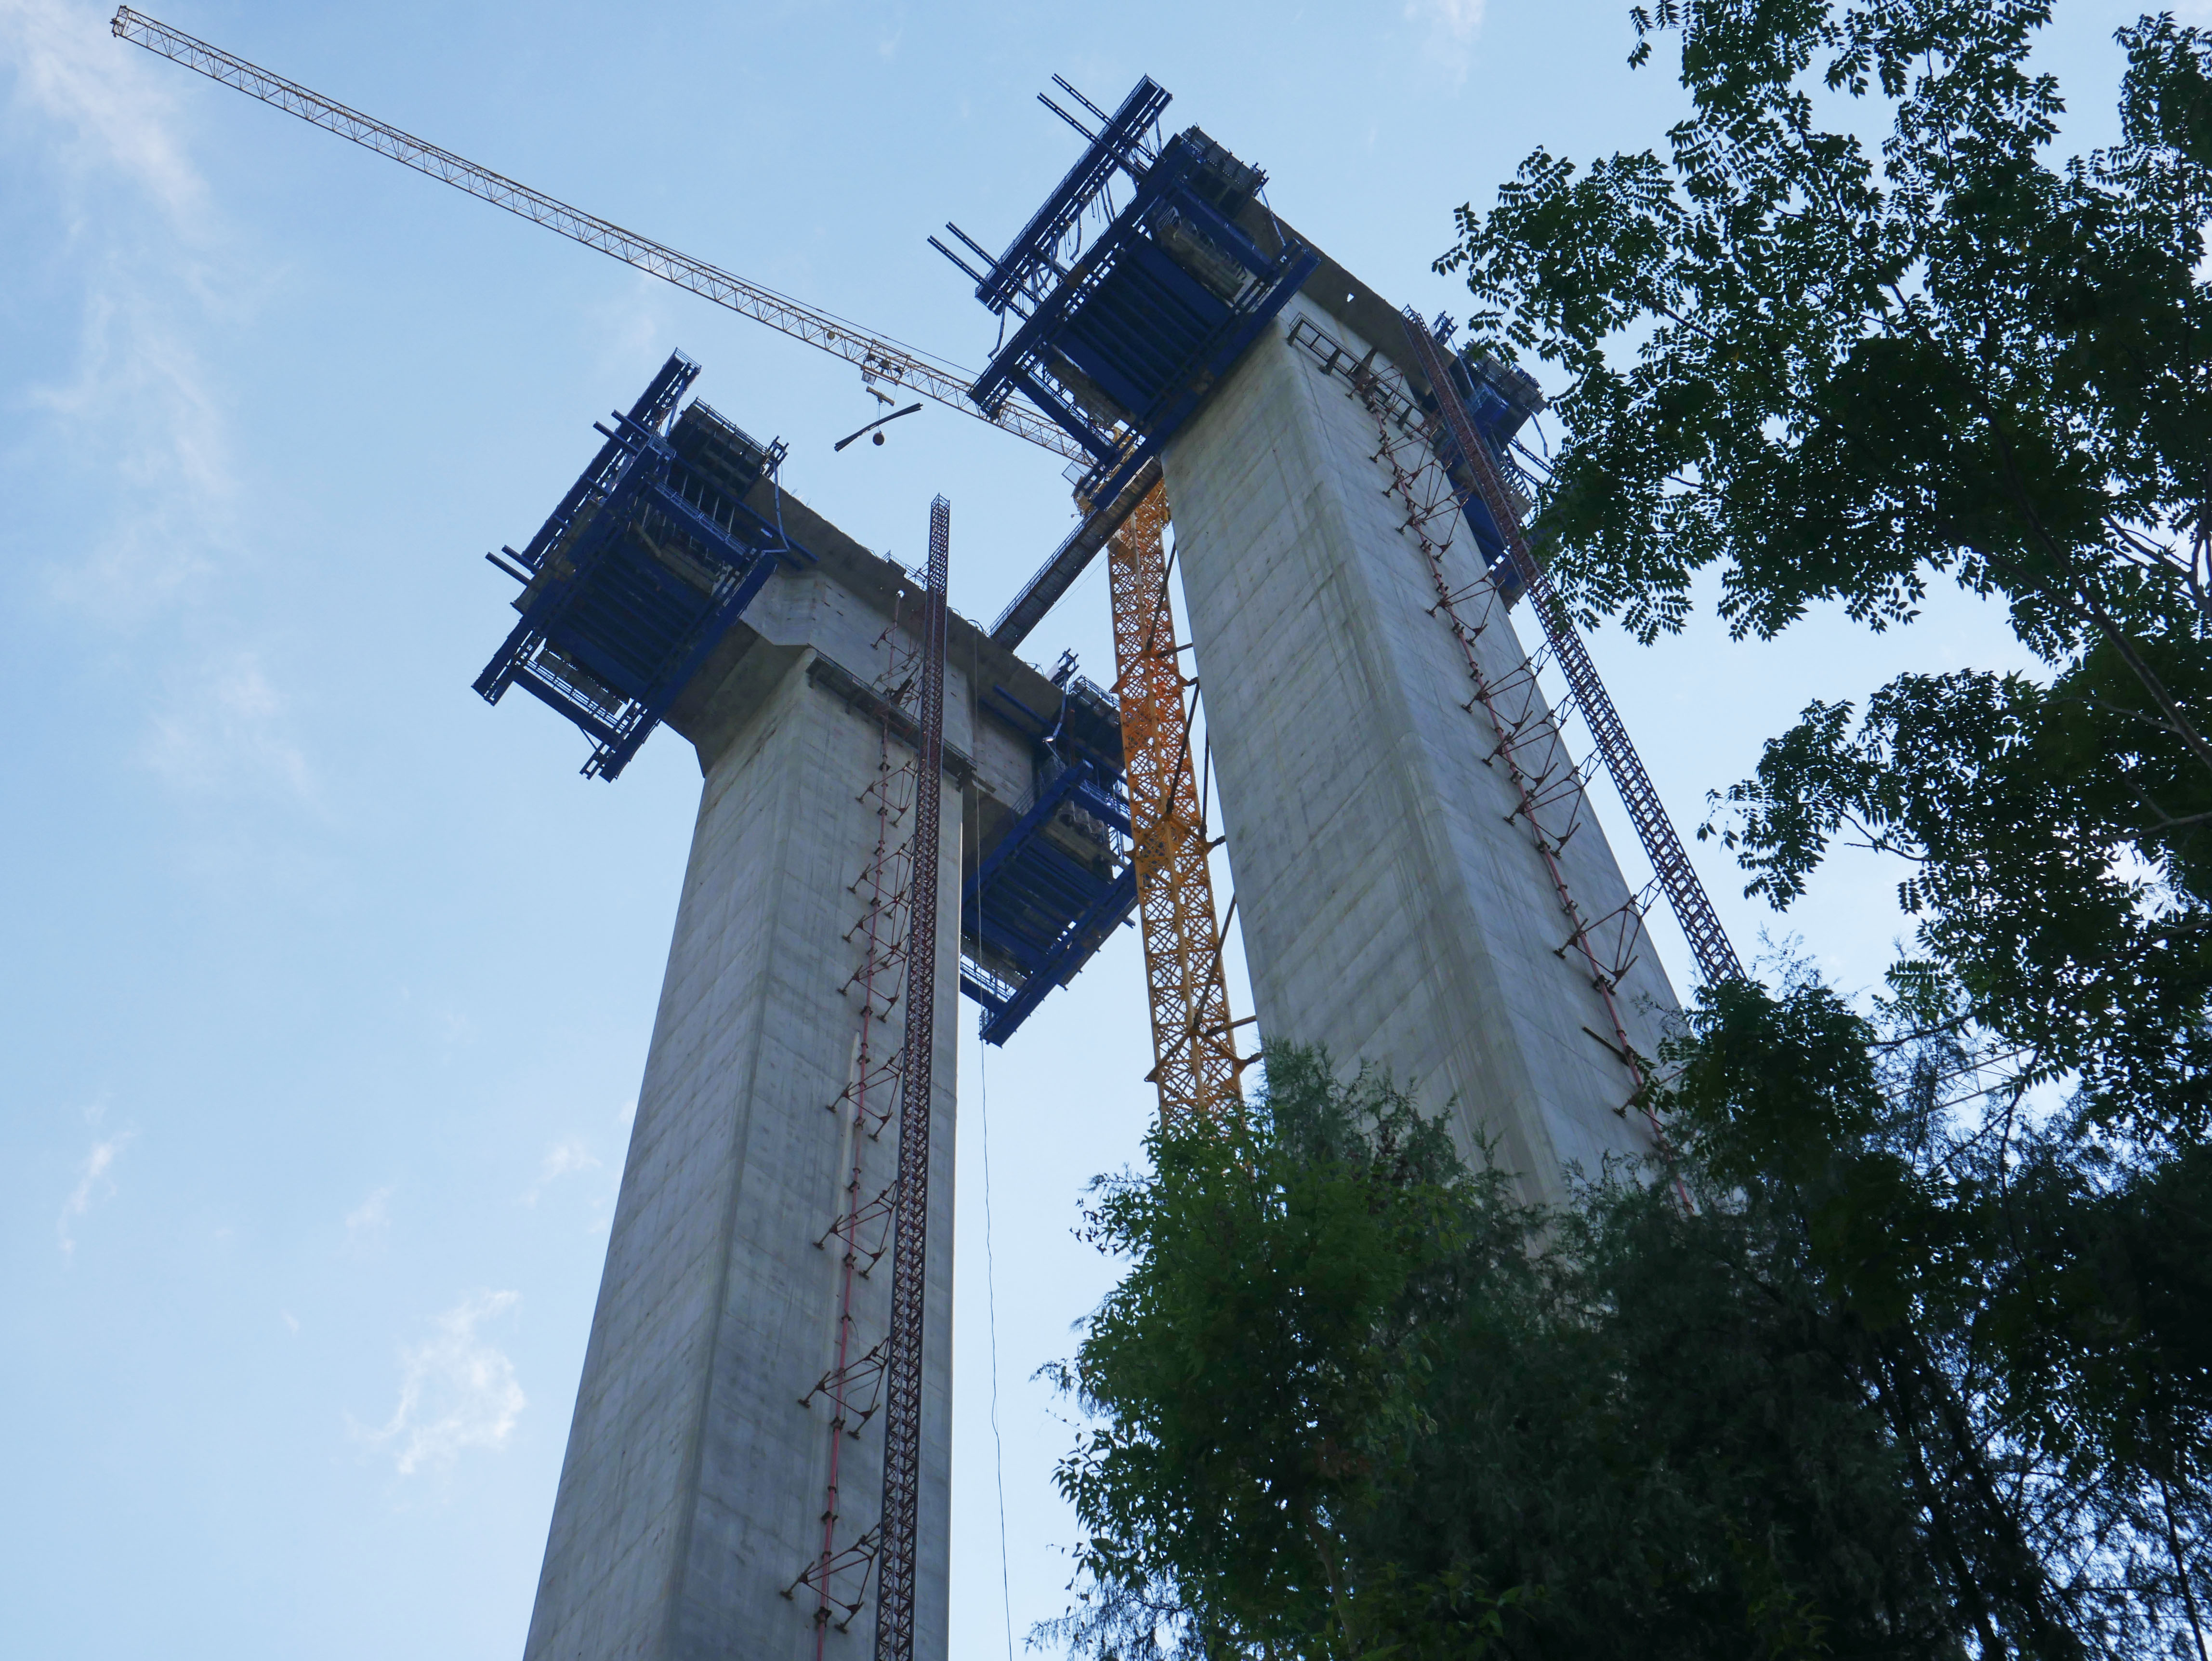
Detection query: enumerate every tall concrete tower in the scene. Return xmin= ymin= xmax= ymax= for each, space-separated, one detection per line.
xmin=957 ymin=81 xmax=1680 ymax=1200
xmin=477 ymin=357 xmax=1140 ymax=1661
xmin=1160 ymin=287 xmax=1677 ymax=1197
xmin=497 ymin=75 xmax=1696 ymax=1661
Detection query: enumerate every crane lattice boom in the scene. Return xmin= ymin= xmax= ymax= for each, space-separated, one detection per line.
xmin=109 ymin=7 xmax=1087 ymax=463
xmin=1397 ymin=310 xmax=1744 ymax=988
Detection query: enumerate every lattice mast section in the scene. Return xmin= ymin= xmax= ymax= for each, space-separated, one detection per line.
xmin=1396 ymin=311 xmax=1744 ymax=989
xmin=788 ymin=596 xmax=929 ymax=1645
xmin=1107 ymin=484 xmax=1244 ymax=1128
xmin=873 ymin=498 xmax=951 ymax=1661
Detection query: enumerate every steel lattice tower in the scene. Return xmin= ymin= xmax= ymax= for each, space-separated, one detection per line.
xmin=1108 ymin=485 xmax=1244 ymax=1126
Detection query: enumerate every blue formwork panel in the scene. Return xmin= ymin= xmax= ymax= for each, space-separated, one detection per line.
xmin=961 ymin=758 xmax=1137 ymax=1046
xmin=959 ymin=675 xmax=1138 ymax=1044
xmin=947 ymin=79 xmax=1319 ymax=507
xmin=1428 ymin=343 xmax=1547 ymax=602
xmin=474 ymin=351 xmax=811 ymax=779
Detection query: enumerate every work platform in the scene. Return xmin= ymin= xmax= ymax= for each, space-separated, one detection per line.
xmin=935 ymin=77 xmax=1318 ymax=509
xmin=474 ymin=353 xmax=1137 ymax=1042
xmin=958 ymin=84 xmax=1547 ymax=655
xmin=963 ymin=664 xmax=1136 ymax=1043
xmin=473 ymin=350 xmax=811 ymax=780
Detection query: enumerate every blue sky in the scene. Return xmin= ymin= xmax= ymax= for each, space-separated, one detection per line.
xmin=0 ymin=1 xmax=2163 ymax=1656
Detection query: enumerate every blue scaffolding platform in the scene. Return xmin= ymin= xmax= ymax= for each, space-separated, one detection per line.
xmin=960 ymin=667 xmax=1137 ymax=1045
xmin=1426 ymin=332 xmax=1548 ymax=602
xmin=936 ymin=78 xmax=1319 ymax=508
xmin=474 ymin=350 xmax=811 ymax=779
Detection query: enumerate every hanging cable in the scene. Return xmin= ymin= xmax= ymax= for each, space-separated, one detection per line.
xmin=977 ymin=889 xmax=1017 ymax=1661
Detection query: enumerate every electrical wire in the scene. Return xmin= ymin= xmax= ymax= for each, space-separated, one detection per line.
xmin=977 ymin=916 xmax=1017 ymax=1661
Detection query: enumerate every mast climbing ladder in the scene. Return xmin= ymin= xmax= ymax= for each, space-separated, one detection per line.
xmin=791 ymin=502 xmax=949 ymax=1660
xmin=787 ymin=606 xmax=923 ymax=1645
xmin=1395 ymin=311 xmax=1745 ymax=989
xmin=872 ymin=496 xmax=950 ymax=1661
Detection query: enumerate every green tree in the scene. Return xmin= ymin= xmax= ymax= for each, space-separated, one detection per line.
xmin=1044 ymin=1047 xmax=1972 ymax=1661
xmin=1661 ymin=969 xmax=2212 ymax=1653
xmin=1434 ymin=0 xmax=2210 ymax=1143
xmin=1419 ymin=0 xmax=2212 ymax=1641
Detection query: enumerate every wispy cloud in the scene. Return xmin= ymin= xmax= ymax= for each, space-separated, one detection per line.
xmin=1 ymin=0 xmax=207 ymax=222
xmin=2 ymin=0 xmax=246 ymax=623
xmin=344 ymin=1185 xmax=394 ymax=1255
xmin=141 ymin=651 xmax=315 ymax=800
xmin=57 ymin=1125 xmax=135 ymax=1256
xmin=584 ymin=272 xmax=686 ymax=381
xmin=1405 ymin=0 xmax=1487 ymax=83
xmin=356 ymin=1292 xmax=527 ymax=1477
xmin=519 ymin=1138 xmax=601 ymax=1207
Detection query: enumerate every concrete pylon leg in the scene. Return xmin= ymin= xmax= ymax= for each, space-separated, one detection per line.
xmin=1161 ymin=297 xmax=1680 ymax=1203
xmin=521 ymin=647 xmax=957 ymax=1661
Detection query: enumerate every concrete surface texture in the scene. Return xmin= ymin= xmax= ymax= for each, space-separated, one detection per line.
xmin=519 ymin=495 xmax=1044 ymax=1660
xmin=1162 ymin=292 xmax=1681 ymax=1203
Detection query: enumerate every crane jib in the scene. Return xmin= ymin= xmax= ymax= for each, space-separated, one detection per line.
xmin=108 ymin=6 xmax=1089 ymax=464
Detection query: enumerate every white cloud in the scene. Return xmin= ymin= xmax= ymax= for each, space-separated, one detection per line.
xmin=541 ymin=1137 xmax=599 ymax=1181
xmin=0 ymin=0 xmax=208 ymax=221
xmin=2 ymin=0 xmax=249 ymax=623
xmin=584 ymin=271 xmax=685 ymax=384
xmin=141 ymin=653 xmax=314 ymax=800
xmin=344 ymin=1185 xmax=393 ymax=1254
xmin=281 ymin=1309 xmax=300 ymax=1335
xmin=519 ymin=1137 xmax=601 ymax=1206
xmin=1405 ymin=0 xmax=1487 ymax=83
xmin=356 ymin=1292 xmax=527 ymax=1476
xmin=57 ymin=1126 xmax=134 ymax=1256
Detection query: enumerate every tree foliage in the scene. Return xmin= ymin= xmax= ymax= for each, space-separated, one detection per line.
xmin=1669 ymin=974 xmax=2212 ymax=1654
xmin=1047 ymin=1049 xmax=1975 ymax=1661
xmin=1433 ymin=0 xmax=2210 ymax=1143
xmin=1044 ymin=1041 xmax=2212 ymax=1659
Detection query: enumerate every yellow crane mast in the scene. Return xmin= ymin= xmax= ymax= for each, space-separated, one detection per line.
xmin=1107 ymin=484 xmax=1245 ymax=1127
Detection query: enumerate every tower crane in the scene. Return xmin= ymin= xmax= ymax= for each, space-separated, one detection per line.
xmin=108 ymin=8 xmax=1086 ymax=461
xmin=110 ymin=6 xmax=1248 ymax=1122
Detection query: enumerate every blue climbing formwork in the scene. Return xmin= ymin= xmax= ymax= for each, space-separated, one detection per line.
xmin=474 ymin=350 xmax=811 ymax=779
xmin=1427 ymin=329 xmax=1548 ymax=603
xmin=935 ymin=77 xmax=1320 ymax=509
xmin=960 ymin=666 xmax=1138 ymax=1045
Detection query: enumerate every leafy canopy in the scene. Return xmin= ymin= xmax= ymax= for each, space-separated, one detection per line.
xmin=1047 ymin=1035 xmax=2212 ymax=1658
xmin=1045 ymin=1048 xmax=1967 ymax=1661
xmin=1435 ymin=0 xmax=2210 ymax=1144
